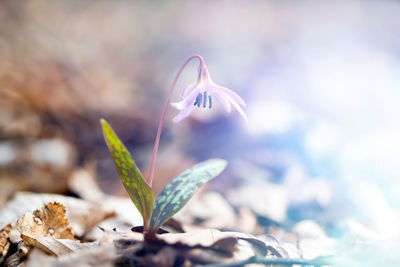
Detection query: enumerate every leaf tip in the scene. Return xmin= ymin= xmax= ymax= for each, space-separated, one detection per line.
xmin=219 ymin=158 xmax=228 ymax=166
xmin=100 ymin=118 xmax=108 ymax=128
xmin=100 ymin=119 xmax=114 ymax=139
xmin=210 ymin=158 xmax=228 ymax=170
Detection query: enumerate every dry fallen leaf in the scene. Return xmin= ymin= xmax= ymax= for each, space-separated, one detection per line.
xmin=113 ymin=228 xmax=289 ymax=266
xmin=68 ymin=167 xmax=105 ymax=203
xmin=22 ymin=237 xmax=99 ymax=257
xmin=115 ymin=230 xmax=238 ymax=266
xmin=17 ymin=202 xmax=75 ymax=242
xmin=157 ymin=229 xmax=288 ymax=261
xmin=69 ymin=167 xmax=146 ymax=241
xmin=4 ymin=240 xmax=31 ymax=267
xmin=227 ymin=180 xmax=288 ymax=223
xmin=174 ymin=191 xmax=238 ymax=230
xmin=15 ymin=202 xmax=112 ymax=257
xmin=0 ymin=224 xmax=11 ymax=265
xmin=236 ymin=207 xmax=259 ymax=234
xmin=25 ymin=243 xmax=117 ymax=267
xmin=141 ymin=246 xmax=178 ymax=267
xmin=0 ymin=192 xmax=114 ymax=237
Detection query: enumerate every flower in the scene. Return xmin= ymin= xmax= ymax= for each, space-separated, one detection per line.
xmin=171 ymin=62 xmax=247 ymax=123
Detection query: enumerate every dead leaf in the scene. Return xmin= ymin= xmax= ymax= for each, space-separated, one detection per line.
xmin=155 ymin=229 xmax=228 ymax=247
xmin=175 ymin=191 xmax=238 ymax=230
xmin=68 ymin=167 xmax=105 ymax=203
xmin=157 ymin=229 xmax=287 ymax=261
xmin=82 ymin=195 xmax=143 ymax=241
xmin=22 ymin=237 xmax=99 ymax=257
xmin=4 ymin=241 xmax=31 ymax=267
xmin=4 ymin=253 xmax=22 ymax=267
xmin=156 ymin=229 xmax=258 ymax=248
xmin=293 ymin=220 xmax=326 ymax=239
xmin=0 ymin=192 xmax=113 ymax=237
xmin=68 ymin=168 xmax=143 ymax=238
xmin=261 ymin=235 xmax=290 ymax=258
xmin=115 ymin=230 xmax=236 ymax=267
xmin=114 ymin=229 xmax=289 ymax=266
xmin=25 ymin=243 xmax=117 ymax=267
xmin=194 ymin=230 xmax=287 ymax=258
xmin=211 ymin=237 xmax=237 ymax=252
xmin=0 ymin=224 xmax=11 ymax=265
xmin=17 ymin=240 xmax=31 ymax=258
xmin=141 ymin=246 xmax=178 ymax=267
xmin=17 ymin=202 xmax=75 ymax=242
xmin=103 ymin=229 xmax=144 ymax=243
xmin=187 ymin=248 xmax=230 ymax=265
xmin=15 ymin=202 xmax=82 ymax=257
xmin=227 ymin=180 xmax=288 ymax=223
xmin=236 ymin=208 xmax=259 ymax=234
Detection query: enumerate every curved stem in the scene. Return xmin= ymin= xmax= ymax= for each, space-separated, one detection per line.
xmin=148 ymin=54 xmax=205 ymax=187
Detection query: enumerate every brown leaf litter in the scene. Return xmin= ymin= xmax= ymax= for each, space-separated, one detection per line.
xmin=24 ymin=244 xmax=117 ymax=267
xmin=0 ymin=224 xmax=11 ymax=265
xmin=0 ymin=192 xmax=115 ymax=237
xmin=17 ymin=202 xmax=75 ymax=241
xmin=112 ymin=228 xmax=288 ymax=266
xmin=15 ymin=202 xmax=76 ymax=256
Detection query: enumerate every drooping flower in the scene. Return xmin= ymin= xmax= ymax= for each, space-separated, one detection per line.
xmin=148 ymin=55 xmax=247 ymax=188
xmin=171 ymin=62 xmax=247 ymax=123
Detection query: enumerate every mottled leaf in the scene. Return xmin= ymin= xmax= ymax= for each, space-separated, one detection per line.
xmin=150 ymin=159 xmax=227 ymax=229
xmin=100 ymin=119 xmax=154 ymax=225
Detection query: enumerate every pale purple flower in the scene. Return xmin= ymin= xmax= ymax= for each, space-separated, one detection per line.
xmin=148 ymin=55 xmax=246 ymax=188
xmin=171 ymin=63 xmax=247 ymax=123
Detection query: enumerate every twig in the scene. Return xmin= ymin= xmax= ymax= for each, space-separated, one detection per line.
xmin=202 ymin=256 xmax=333 ymax=267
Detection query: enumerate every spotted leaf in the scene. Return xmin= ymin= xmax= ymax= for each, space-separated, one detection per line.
xmin=100 ymin=119 xmax=154 ymax=226
xmin=150 ymin=158 xmax=227 ymax=229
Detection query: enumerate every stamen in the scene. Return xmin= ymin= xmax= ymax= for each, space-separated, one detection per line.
xmin=203 ymin=91 xmax=207 ymax=108
xmin=209 ymin=95 xmax=212 ymax=109
xmin=193 ymin=93 xmax=202 ymax=107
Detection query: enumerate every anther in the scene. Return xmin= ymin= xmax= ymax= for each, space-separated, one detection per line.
xmin=203 ymin=91 xmax=207 ymax=108
xmin=193 ymin=93 xmax=202 ymax=107
xmin=209 ymin=95 xmax=212 ymax=109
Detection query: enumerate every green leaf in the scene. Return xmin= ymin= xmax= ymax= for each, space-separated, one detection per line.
xmin=150 ymin=158 xmax=227 ymax=229
xmin=100 ymin=119 xmax=154 ymax=226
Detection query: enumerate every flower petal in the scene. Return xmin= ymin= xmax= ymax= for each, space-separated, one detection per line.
xmin=172 ymin=86 xmax=201 ymax=110
xmin=180 ymin=82 xmax=197 ymax=98
xmin=214 ymin=85 xmax=246 ymax=107
xmin=224 ymin=93 xmax=248 ymax=122
xmin=172 ymin=86 xmax=203 ymax=123
xmin=173 ymin=105 xmax=195 ymax=123
xmin=212 ymin=90 xmax=232 ymax=113
xmin=185 ymin=86 xmax=202 ymax=105
xmin=171 ymin=100 xmax=186 ymax=110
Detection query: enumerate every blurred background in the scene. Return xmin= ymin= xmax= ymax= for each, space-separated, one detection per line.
xmin=1 ymin=0 xmax=400 ymax=263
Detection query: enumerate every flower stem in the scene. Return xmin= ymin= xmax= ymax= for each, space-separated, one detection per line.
xmin=148 ymin=54 xmax=205 ymax=187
